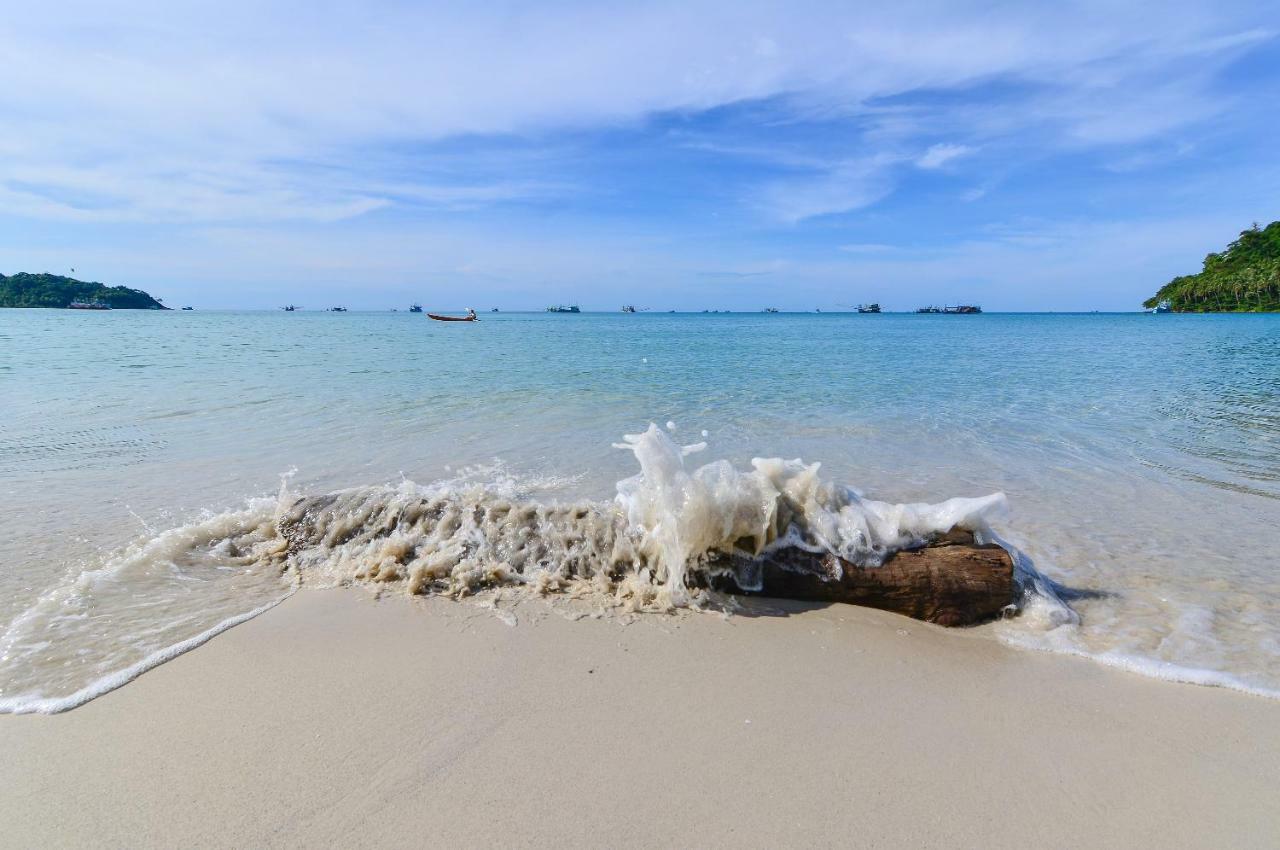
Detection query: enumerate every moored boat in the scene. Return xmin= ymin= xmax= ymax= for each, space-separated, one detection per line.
xmin=857 ymin=303 xmax=881 ymax=313
xmin=68 ymin=300 xmax=110 ymax=310
xmin=409 ymin=304 xmax=423 ymax=313
xmin=546 ymin=305 xmax=580 ymax=313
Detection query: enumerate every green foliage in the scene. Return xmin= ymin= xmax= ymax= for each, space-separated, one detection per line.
xmin=1143 ymin=222 xmax=1280 ymax=312
xmin=0 ymin=272 xmax=167 ymax=309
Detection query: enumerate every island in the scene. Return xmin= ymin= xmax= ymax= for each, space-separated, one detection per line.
xmin=0 ymin=272 xmax=168 ymax=309
xmin=1144 ymin=221 xmax=1280 ymax=312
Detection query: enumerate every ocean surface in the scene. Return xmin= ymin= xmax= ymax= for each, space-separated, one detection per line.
xmin=2 ymin=309 xmax=1278 ymax=710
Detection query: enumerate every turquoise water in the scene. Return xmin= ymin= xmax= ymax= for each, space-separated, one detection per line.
xmin=2 ymin=309 xmax=1279 ymax=707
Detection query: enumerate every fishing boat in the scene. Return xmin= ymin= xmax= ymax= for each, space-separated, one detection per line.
xmin=546 ymin=305 xmax=580 ymax=313
xmin=621 ymin=305 xmax=637 ymax=313
xmin=68 ymin=300 xmax=110 ymax=310
xmin=916 ymin=306 xmax=941 ymax=314
xmin=857 ymin=303 xmax=881 ymax=314
xmin=282 ymin=304 xmax=297 ymax=311
xmin=763 ymin=307 xmax=780 ymax=313
xmin=428 ymin=308 xmax=478 ymax=322
xmin=942 ymin=305 xmax=982 ymax=314
xmin=181 ymin=306 xmax=194 ymax=311
xmin=1150 ymin=301 xmax=1172 ymax=314
xmin=409 ymin=304 xmax=423 ymax=313
xmin=328 ymin=306 xmax=347 ymax=312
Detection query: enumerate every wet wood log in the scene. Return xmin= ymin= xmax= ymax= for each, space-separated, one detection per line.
xmin=708 ymin=529 xmax=1015 ymax=626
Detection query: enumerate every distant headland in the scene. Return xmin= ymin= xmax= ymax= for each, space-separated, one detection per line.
xmin=1144 ymin=221 xmax=1280 ymax=312
xmin=0 ymin=272 xmax=168 ymax=310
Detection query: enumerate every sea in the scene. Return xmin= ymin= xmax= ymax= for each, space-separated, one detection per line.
xmin=2 ymin=308 xmax=1278 ymax=711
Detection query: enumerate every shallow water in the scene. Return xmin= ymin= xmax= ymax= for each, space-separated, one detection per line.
xmin=2 ymin=309 xmax=1278 ymax=708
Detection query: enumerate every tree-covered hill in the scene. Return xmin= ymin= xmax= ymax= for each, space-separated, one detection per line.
xmin=1144 ymin=222 xmax=1280 ymax=312
xmin=0 ymin=272 xmax=168 ymax=309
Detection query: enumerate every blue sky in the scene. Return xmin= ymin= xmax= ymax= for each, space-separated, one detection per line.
xmin=2 ymin=1 xmax=1278 ymax=310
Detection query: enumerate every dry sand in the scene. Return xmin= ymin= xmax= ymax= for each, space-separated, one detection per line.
xmin=2 ymin=589 xmax=1277 ymax=849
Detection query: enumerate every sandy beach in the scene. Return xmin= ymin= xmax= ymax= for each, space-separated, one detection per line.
xmin=2 ymin=589 xmax=1276 ymax=849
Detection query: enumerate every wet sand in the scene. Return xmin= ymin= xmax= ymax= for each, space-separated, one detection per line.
xmin=1 ymin=589 xmax=1277 ymax=848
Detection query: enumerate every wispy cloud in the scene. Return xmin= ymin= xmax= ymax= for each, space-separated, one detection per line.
xmin=755 ymin=154 xmax=904 ymax=222
xmin=2 ymin=3 xmax=1269 ymax=219
xmin=0 ymin=1 xmax=1275 ymax=307
xmin=838 ymin=243 xmax=897 ymax=253
xmin=916 ymin=143 xmax=974 ymax=169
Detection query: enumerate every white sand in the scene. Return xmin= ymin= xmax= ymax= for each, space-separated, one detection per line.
xmin=2 ymin=589 xmax=1277 ymax=848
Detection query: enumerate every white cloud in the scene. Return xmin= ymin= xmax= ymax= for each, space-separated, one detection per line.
xmin=838 ymin=243 xmax=896 ymax=253
xmin=917 ymin=143 xmax=974 ymax=169
xmin=755 ymin=155 xmax=903 ymax=222
xmin=1 ymin=1 xmax=1270 ymax=223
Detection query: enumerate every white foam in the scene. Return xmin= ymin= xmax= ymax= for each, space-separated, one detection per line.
xmin=0 ymin=592 xmax=293 ymax=714
xmin=7 ymin=422 xmax=1272 ymax=711
xmin=998 ymin=628 xmax=1280 ymax=699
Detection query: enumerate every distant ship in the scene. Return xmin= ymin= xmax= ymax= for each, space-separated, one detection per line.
xmin=857 ymin=303 xmax=881 ymax=314
xmin=282 ymin=305 xmax=297 ymax=311
xmin=181 ymin=306 xmax=194 ymax=311
xmin=328 ymin=306 xmax=347 ymax=312
xmin=621 ymin=305 xmax=637 ymax=313
xmin=491 ymin=308 xmax=499 ymax=312
xmin=68 ymin=300 xmax=110 ymax=310
xmin=763 ymin=307 xmax=780 ymax=313
xmin=546 ymin=305 xmax=580 ymax=313
xmin=916 ymin=306 xmax=941 ymax=314
xmin=942 ymin=305 xmax=982 ymax=314
xmin=1150 ymin=301 xmax=1172 ymax=314
xmin=409 ymin=304 xmax=423 ymax=313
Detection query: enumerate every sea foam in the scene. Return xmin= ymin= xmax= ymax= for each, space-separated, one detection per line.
xmin=1 ymin=424 xmax=1040 ymax=712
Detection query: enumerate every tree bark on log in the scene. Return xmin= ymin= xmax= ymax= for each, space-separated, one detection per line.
xmin=706 ymin=529 xmax=1015 ymax=627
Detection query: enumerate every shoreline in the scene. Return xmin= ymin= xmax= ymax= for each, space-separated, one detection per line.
xmin=3 ymin=589 xmax=1277 ymax=848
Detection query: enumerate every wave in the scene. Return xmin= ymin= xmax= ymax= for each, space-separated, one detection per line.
xmin=280 ymin=424 xmax=1033 ymax=609
xmin=20 ymin=421 xmax=1238 ymax=714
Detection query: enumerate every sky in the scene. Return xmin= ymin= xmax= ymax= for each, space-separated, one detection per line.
xmin=1 ymin=1 xmax=1278 ymax=310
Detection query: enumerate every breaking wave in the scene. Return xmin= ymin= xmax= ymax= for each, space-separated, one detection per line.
xmin=3 ymin=423 xmax=1066 ymax=713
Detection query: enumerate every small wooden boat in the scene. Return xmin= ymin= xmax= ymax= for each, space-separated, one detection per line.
xmin=428 ymin=309 xmax=479 ymax=322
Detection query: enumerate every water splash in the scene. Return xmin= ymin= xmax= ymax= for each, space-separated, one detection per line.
xmin=1 ymin=424 xmax=1022 ymax=712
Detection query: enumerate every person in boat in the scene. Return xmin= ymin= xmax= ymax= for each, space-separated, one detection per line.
xmin=466 ymin=307 xmax=477 ymax=320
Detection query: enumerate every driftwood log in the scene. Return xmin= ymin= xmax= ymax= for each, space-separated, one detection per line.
xmin=706 ymin=529 xmax=1015 ymax=626
xmin=277 ymin=490 xmax=1015 ymax=627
